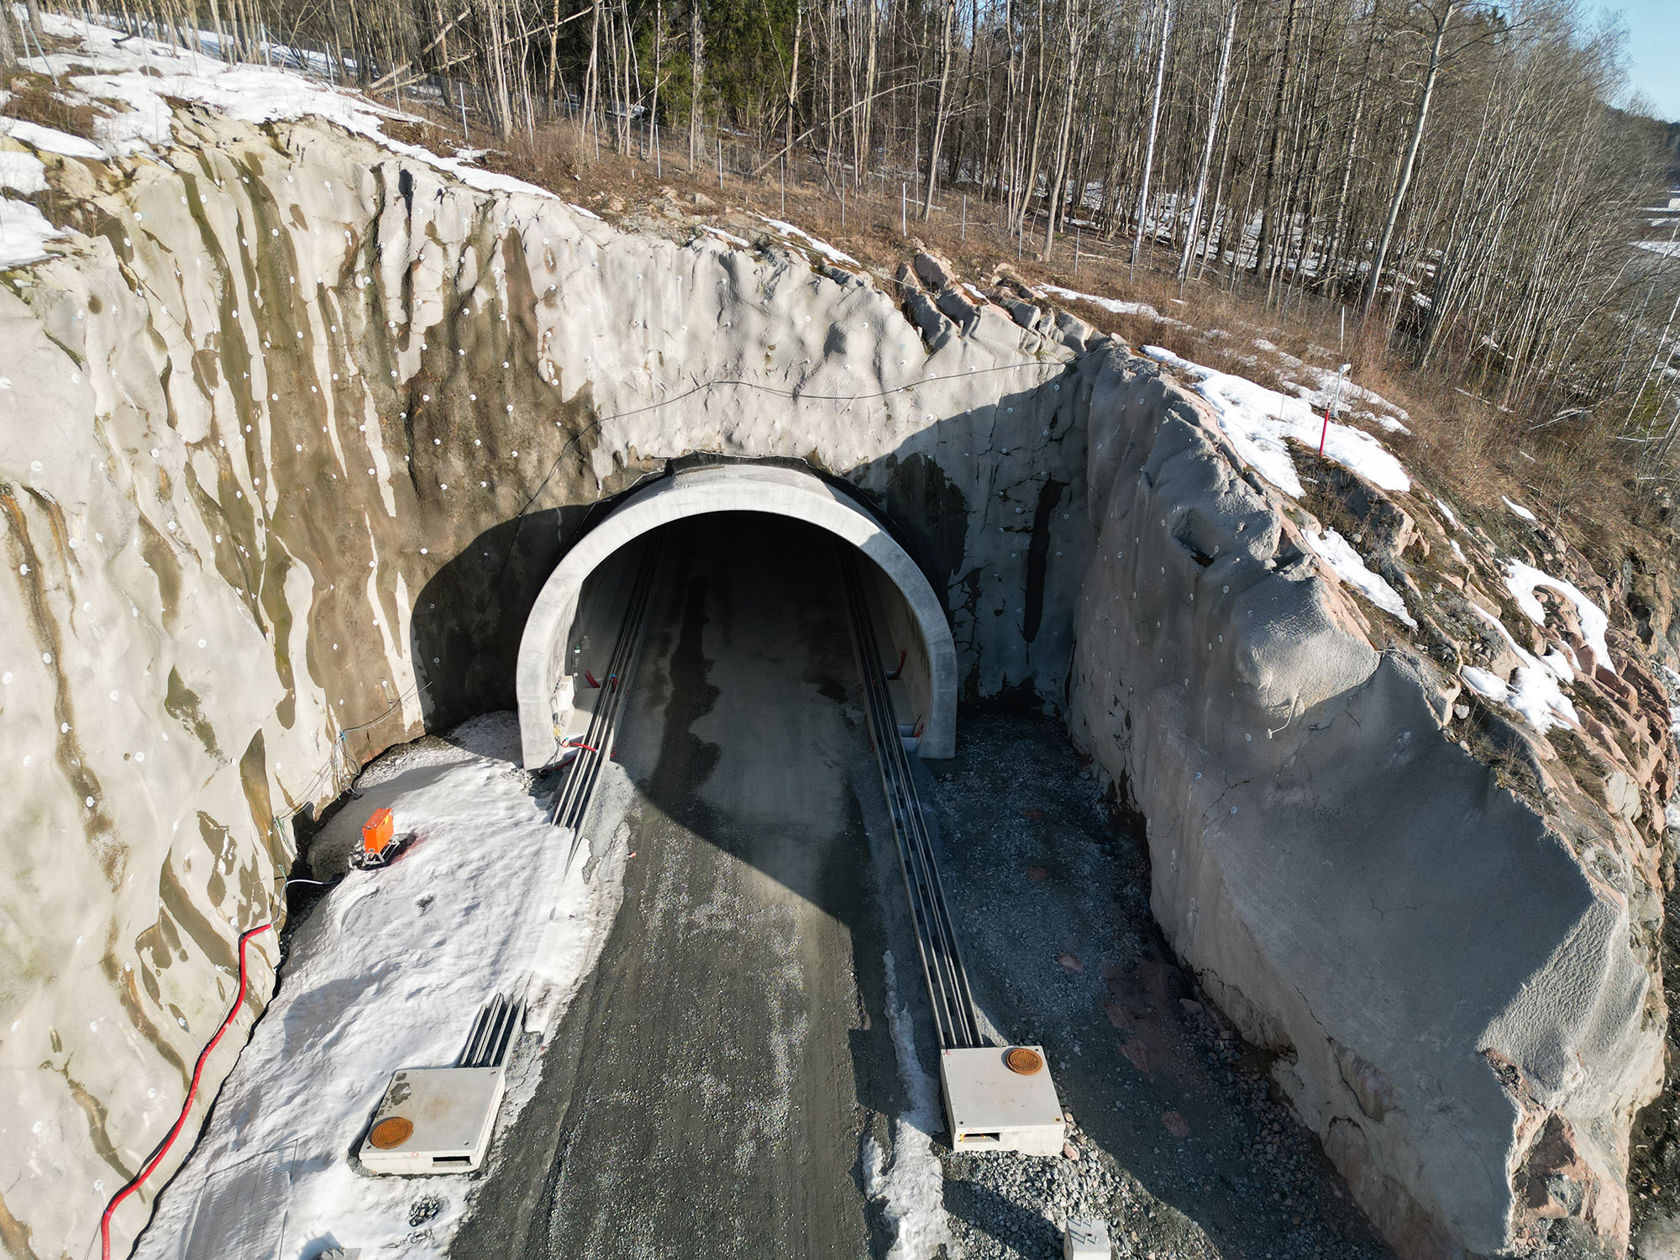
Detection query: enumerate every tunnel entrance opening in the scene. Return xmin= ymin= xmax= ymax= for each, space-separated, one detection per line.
xmin=517 ymin=462 xmax=958 ymax=770
xmin=467 ymin=508 xmax=908 ymax=1255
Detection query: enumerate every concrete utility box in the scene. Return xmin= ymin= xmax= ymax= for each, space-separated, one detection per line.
xmin=358 ymin=1067 xmax=505 ymax=1175
xmin=1063 ymin=1218 xmax=1112 ymax=1258
xmin=939 ymin=1045 xmax=1066 ymax=1157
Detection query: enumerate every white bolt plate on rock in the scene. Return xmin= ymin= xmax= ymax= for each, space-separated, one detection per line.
xmin=939 ymin=1046 xmax=1066 ymax=1157
xmin=358 ymin=1066 xmax=506 ymax=1175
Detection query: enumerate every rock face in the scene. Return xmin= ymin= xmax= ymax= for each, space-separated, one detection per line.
xmin=1067 ymin=357 xmax=1670 ymax=1257
xmin=0 ymin=100 xmax=1667 ymax=1260
xmin=0 ymin=112 xmax=1091 ymax=1258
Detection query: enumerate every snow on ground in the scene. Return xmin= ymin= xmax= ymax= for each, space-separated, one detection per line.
xmin=1462 ymin=604 xmax=1580 ymax=734
xmin=1134 ymin=334 xmax=1612 ymax=715
xmin=1038 ymin=284 xmax=1176 ymax=323
xmin=757 ymin=215 xmax=860 ymax=267
xmin=133 ymin=713 xmax=624 ymax=1260
xmin=32 ymin=15 xmax=396 ymax=156
xmin=1143 ymin=345 xmax=1410 ymax=497
xmin=1505 ymin=560 xmax=1614 ymax=674
xmin=1301 ymin=364 xmax=1410 ymax=434
xmin=1300 ymin=525 xmax=1417 ymax=628
xmin=1247 ymin=338 xmax=1411 ymax=434
xmin=0 ymin=197 xmax=63 ymax=268
xmin=17 ymin=14 xmax=602 ymax=219
xmin=863 ymin=951 xmax=954 ymax=1260
xmin=0 ymin=149 xmax=45 ymax=194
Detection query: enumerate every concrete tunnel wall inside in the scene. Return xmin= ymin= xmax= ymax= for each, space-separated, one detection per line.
xmin=516 ymin=463 xmax=959 ymax=768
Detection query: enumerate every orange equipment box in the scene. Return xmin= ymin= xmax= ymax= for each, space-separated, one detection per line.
xmin=362 ymin=808 xmax=394 ymax=856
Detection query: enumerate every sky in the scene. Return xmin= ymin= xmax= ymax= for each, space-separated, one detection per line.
xmin=1612 ymin=0 xmax=1680 ymax=122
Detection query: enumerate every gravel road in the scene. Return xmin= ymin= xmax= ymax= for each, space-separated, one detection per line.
xmin=451 ymin=517 xmax=902 ymax=1258
xmin=451 ymin=516 xmax=1397 ymax=1260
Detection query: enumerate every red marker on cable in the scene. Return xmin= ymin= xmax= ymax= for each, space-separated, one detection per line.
xmin=1318 ymin=363 xmax=1351 ymax=457
xmin=99 ymin=923 xmax=274 ymax=1260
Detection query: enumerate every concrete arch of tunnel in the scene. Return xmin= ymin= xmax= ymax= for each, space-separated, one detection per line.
xmin=517 ymin=463 xmax=958 ymax=768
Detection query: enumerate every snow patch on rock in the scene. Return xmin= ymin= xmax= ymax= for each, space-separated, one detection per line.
xmin=1300 ymin=525 xmax=1417 ymax=628
xmin=0 ymin=149 xmax=47 ymax=194
xmin=1504 ymin=560 xmax=1615 ymax=675
xmin=757 ymin=215 xmax=860 ymax=267
xmin=0 ymin=196 xmax=63 ymax=267
xmin=1 ymin=116 xmax=106 ymax=158
xmin=1142 ymin=344 xmax=1410 ymax=497
xmin=1501 ymin=495 xmax=1538 ymax=522
xmin=1463 ymin=603 xmax=1581 ymax=733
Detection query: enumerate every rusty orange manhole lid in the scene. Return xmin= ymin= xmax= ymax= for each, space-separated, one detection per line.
xmin=1005 ymin=1046 xmax=1043 ymax=1075
xmin=370 ymin=1116 xmax=414 ymax=1149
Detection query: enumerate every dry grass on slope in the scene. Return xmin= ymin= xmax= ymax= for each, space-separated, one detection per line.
xmin=20 ymin=55 xmax=1672 ymax=619
xmin=1 ymin=68 xmax=100 ymax=138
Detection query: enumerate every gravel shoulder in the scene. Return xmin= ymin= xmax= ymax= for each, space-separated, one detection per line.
xmin=926 ymin=712 xmax=1396 ymax=1260
xmin=1630 ymin=870 xmax=1680 ymax=1260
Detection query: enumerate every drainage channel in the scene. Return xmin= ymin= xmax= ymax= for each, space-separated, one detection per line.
xmin=550 ymin=538 xmax=664 ymax=873
xmin=839 ymin=548 xmax=983 ymax=1050
xmin=841 ymin=547 xmax=1069 ymax=1159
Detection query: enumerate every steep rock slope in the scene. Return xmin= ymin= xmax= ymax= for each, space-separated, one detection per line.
xmin=1068 ymin=358 xmax=1671 ymax=1256
xmin=0 ymin=106 xmax=1089 ymax=1257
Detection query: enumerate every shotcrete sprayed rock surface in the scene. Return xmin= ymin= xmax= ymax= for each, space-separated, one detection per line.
xmin=0 ymin=29 xmax=1674 ymax=1260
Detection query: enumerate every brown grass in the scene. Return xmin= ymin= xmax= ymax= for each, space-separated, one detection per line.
xmin=2 ymin=70 xmax=98 ymax=140
xmin=21 ymin=62 xmax=1668 ymax=576
xmin=207 ymin=92 xmax=1680 ymax=576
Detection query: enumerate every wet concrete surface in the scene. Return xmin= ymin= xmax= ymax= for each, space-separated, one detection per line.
xmin=451 ymin=516 xmax=900 ymax=1258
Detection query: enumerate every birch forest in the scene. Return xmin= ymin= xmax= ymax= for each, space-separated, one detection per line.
xmin=12 ymin=0 xmax=1679 ymax=472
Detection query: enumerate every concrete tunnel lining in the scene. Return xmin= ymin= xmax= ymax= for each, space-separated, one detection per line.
xmin=517 ymin=464 xmax=959 ymax=768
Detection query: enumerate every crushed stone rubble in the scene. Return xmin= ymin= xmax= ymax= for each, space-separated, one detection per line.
xmin=927 ymin=716 xmax=1394 ymax=1260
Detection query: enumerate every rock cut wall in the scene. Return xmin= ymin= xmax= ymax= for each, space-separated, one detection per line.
xmin=1068 ymin=354 xmax=1668 ymax=1257
xmin=0 ymin=112 xmax=1091 ymax=1257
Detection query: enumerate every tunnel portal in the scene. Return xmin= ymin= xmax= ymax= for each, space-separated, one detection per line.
xmin=516 ymin=463 xmax=958 ymax=768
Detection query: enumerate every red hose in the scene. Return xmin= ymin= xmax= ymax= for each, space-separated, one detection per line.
xmin=98 ymin=922 xmax=274 ymax=1260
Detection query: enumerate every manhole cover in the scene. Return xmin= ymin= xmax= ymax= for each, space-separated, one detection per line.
xmin=1005 ymin=1047 xmax=1043 ymax=1075
xmin=370 ymin=1116 xmax=414 ymax=1149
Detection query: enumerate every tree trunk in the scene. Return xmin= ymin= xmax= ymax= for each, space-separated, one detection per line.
xmin=1361 ymin=0 xmax=1456 ymax=318
xmin=785 ymin=2 xmax=802 ymax=167
xmin=0 ymin=0 xmax=16 ymax=71
xmin=1130 ymin=0 xmax=1172 ymax=267
xmin=921 ymin=0 xmax=955 ymax=219
xmin=688 ymin=0 xmax=703 ymax=169
xmin=1178 ymin=0 xmax=1237 ymax=283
